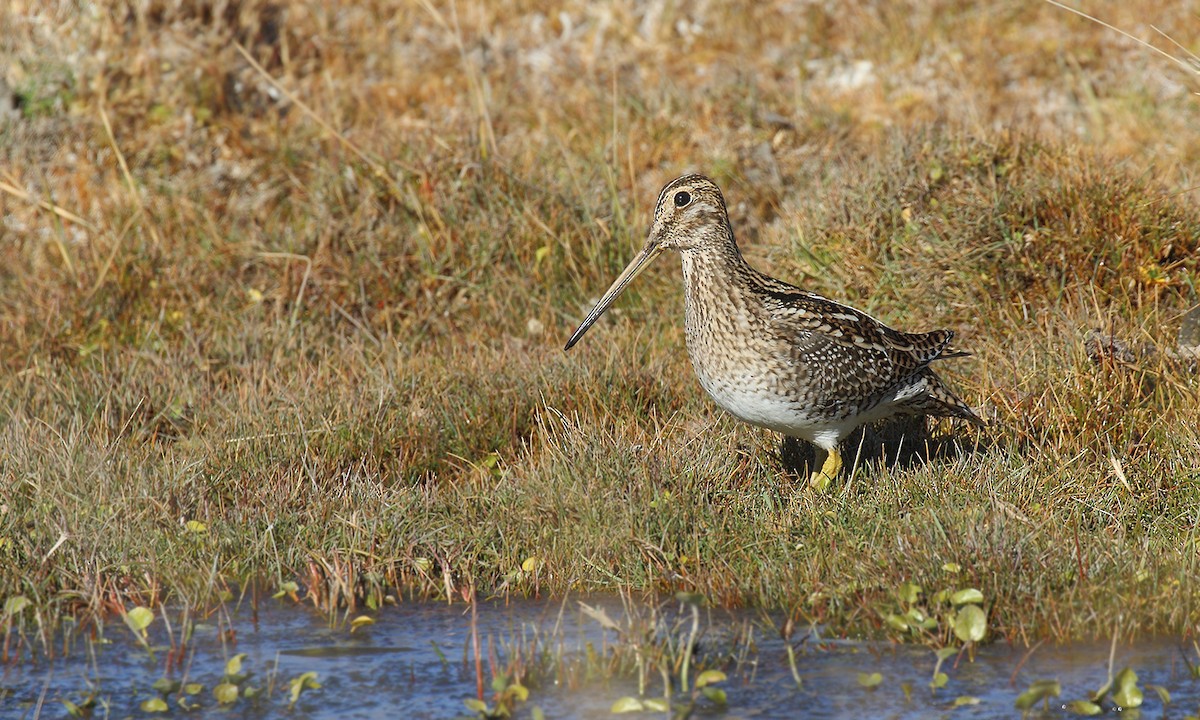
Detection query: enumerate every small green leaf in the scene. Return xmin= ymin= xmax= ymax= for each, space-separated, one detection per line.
xmin=350 ymin=615 xmax=374 ymax=632
xmin=183 ymin=683 xmax=203 ymax=695
xmin=953 ymin=696 xmax=980 ymax=707
xmin=213 ymin=683 xmax=239 ymax=705
xmin=702 ymin=686 xmax=728 ymax=704
xmin=930 ymin=672 xmax=948 ymax=689
xmin=644 ymin=698 xmax=670 ymax=711
xmin=463 ymin=698 xmax=488 ymax=713
xmin=224 ymin=653 xmax=246 ymax=677
xmin=152 ymin=677 xmax=180 ymax=694
xmin=1113 ymin=667 xmax=1143 ymax=708
xmin=1064 ymin=700 xmax=1102 ymax=716
xmin=885 ymin=613 xmax=909 ymax=632
xmin=521 ymin=556 xmax=541 ymax=573
xmin=953 ymin=604 xmax=986 ymax=643
xmin=185 ymin=520 xmax=207 ymax=533
xmin=950 ymin=588 xmax=984 ymax=605
xmin=288 ymin=671 xmax=320 ymax=706
xmin=126 ymin=606 xmax=154 ymax=633
xmin=508 ymin=683 xmax=529 ymax=701
xmin=695 ymin=670 xmax=727 ymax=688
xmin=1147 ymin=684 xmax=1170 ymax=705
xmin=272 ymin=581 xmax=299 ymax=599
xmin=897 ymin=582 xmax=922 ymax=604
xmin=1015 ymin=679 xmax=1061 ymax=711
xmin=531 ymin=707 xmax=545 ymax=720
xmin=611 ymin=696 xmax=645 ymax=713
xmin=4 ymin=596 xmax=30 ymax=616
xmin=140 ymin=697 xmax=169 ymax=712
xmin=936 ymin=647 xmax=958 ymax=662
xmin=858 ymin=672 xmax=883 ymax=688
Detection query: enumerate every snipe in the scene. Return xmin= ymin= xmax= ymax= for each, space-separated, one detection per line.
xmin=565 ymin=174 xmax=983 ymax=489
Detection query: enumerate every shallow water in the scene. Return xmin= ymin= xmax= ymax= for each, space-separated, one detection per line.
xmin=2 ymin=597 xmax=1197 ymax=718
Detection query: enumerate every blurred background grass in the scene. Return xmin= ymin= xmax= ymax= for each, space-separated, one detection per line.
xmin=0 ymin=1 xmax=1198 ymax=639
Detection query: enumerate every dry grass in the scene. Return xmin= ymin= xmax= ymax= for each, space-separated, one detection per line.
xmin=1 ymin=0 xmax=1199 ymax=642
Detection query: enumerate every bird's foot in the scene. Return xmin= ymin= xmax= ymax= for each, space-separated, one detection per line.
xmin=808 ymin=448 xmax=843 ymax=492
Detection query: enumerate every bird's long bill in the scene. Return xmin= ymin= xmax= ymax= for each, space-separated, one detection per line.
xmin=564 ymin=243 xmax=663 ymax=350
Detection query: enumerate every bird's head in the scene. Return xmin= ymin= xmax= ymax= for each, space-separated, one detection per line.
xmin=564 ymin=174 xmax=732 ymax=350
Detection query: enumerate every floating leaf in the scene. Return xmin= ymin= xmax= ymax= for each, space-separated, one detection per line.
xmin=695 ymin=670 xmax=727 ymax=688
xmin=183 ymin=683 xmax=203 ymax=695
xmin=1112 ymin=667 xmax=1143 ymax=708
xmin=1065 ymin=700 xmax=1102 ymax=716
xmin=140 ymin=697 xmax=169 ymax=712
xmin=4 ymin=595 xmax=30 ymax=616
xmin=950 ymin=588 xmax=984 ymax=605
xmin=152 ymin=677 xmax=180 ymax=694
xmin=953 ymin=604 xmax=986 ymax=643
xmin=1015 ymin=679 xmax=1061 ymax=711
xmin=213 ymin=683 xmax=239 ymax=705
xmin=702 ymin=687 xmax=728 ymax=704
xmin=288 ymin=671 xmax=320 ymax=706
xmin=930 ymin=672 xmax=949 ymax=689
xmin=858 ymin=672 xmax=883 ymax=688
xmin=224 ymin=653 xmax=246 ymax=677
xmin=272 ymin=581 xmax=299 ymax=599
xmin=126 ymin=606 xmax=154 ymax=634
xmin=463 ymin=698 xmax=489 ymax=713
xmin=644 ymin=698 xmax=670 ymax=712
xmin=350 ymin=615 xmax=374 ymax=632
xmin=953 ymin=696 xmax=981 ymax=707
xmin=611 ymin=696 xmax=645 ymax=713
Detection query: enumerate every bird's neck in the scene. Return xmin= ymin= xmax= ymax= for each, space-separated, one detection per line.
xmin=679 ymin=237 xmax=752 ymax=301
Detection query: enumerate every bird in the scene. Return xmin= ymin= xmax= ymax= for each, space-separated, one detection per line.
xmin=564 ymin=174 xmax=983 ymax=489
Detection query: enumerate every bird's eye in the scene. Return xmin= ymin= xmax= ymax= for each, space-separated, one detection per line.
xmin=673 ymin=191 xmax=691 ymax=208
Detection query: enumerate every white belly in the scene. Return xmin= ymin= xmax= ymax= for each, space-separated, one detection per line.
xmin=695 ymin=370 xmax=817 ymax=435
xmin=693 ymin=367 xmax=898 ymax=451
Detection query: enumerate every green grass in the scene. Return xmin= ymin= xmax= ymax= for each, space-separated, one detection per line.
xmin=1 ymin=0 xmax=1199 ymax=644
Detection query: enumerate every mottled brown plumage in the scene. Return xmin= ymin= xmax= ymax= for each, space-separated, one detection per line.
xmin=566 ymin=174 xmax=982 ymax=487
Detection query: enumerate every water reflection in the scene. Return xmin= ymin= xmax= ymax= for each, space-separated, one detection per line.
xmin=1 ymin=597 xmax=1195 ymax=718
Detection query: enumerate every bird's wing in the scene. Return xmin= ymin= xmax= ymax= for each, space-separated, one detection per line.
xmin=759 ymin=288 xmax=954 ymax=399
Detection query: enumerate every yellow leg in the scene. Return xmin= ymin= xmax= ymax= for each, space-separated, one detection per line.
xmin=808 ymin=447 xmax=842 ymax=492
